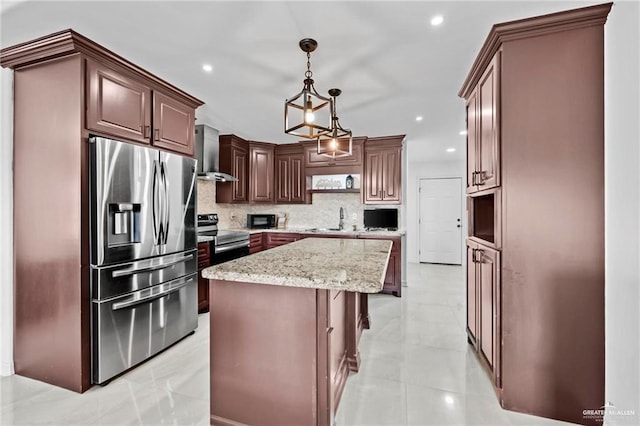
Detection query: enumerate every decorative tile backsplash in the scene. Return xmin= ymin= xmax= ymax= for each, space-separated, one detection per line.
xmin=197 ymin=180 xmax=402 ymax=230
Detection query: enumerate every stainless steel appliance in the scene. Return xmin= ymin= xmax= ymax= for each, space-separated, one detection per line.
xmin=195 ymin=124 xmax=238 ymax=182
xmin=90 ymin=136 xmax=198 ymax=384
xmin=197 ymin=214 xmax=250 ymax=264
xmin=246 ymin=213 xmax=276 ymax=229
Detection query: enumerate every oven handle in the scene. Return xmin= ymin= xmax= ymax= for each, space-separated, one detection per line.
xmin=215 ymin=240 xmax=250 ymax=254
xmin=112 ymin=253 xmax=194 ymax=278
xmin=112 ymin=276 xmax=194 ymax=311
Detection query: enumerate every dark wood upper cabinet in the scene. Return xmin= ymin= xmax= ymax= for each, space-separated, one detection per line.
xmin=363 ymin=136 xmax=403 ymax=204
xmin=217 ymin=135 xmax=249 ymax=203
xmin=86 ymin=59 xmax=151 ymax=145
xmin=152 ymin=91 xmax=195 ymax=156
xmin=466 ymin=89 xmax=479 ymax=194
xmin=466 ymin=52 xmax=500 ymax=193
xmin=477 ymin=53 xmax=500 ymax=190
xmin=275 ymin=145 xmax=309 ymax=204
xmin=249 ymin=143 xmax=274 ymax=203
xmin=302 ymin=139 xmax=364 ymax=168
xmin=86 ymin=59 xmax=196 ymax=156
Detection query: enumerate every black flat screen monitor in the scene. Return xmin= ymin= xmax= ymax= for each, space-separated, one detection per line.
xmin=363 ymin=209 xmax=398 ymax=230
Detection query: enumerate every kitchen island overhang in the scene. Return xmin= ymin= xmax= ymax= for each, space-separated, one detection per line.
xmin=203 ymin=237 xmax=392 ymax=426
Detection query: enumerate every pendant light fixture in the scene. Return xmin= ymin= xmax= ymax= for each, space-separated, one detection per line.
xmin=284 ymin=38 xmax=332 ymax=139
xmin=317 ymin=88 xmax=353 ymax=158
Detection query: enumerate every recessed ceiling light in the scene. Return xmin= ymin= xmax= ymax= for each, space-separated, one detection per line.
xmin=202 ymin=64 xmax=213 ymax=73
xmin=446 ymin=148 xmax=456 ymax=153
xmin=416 ymin=116 xmax=423 ymax=122
xmin=459 ymin=130 xmax=468 ymax=135
xmin=431 ymin=15 xmax=444 ymax=26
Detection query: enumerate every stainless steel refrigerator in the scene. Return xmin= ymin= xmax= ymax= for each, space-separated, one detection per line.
xmin=89 ymin=136 xmax=198 ymax=384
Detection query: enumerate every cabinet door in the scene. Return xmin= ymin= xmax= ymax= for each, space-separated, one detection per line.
xmin=86 ymin=59 xmax=151 ymax=144
xmin=289 ymin=154 xmax=306 ymax=203
xmin=275 ymin=154 xmax=290 ymax=203
xmin=152 ymin=91 xmax=195 ymax=156
xmin=382 ymin=148 xmax=401 ymax=202
xmin=249 ymin=233 xmax=263 ymax=254
xmin=477 ymin=245 xmax=500 ymax=380
xmin=477 ymin=52 xmax=500 ymax=190
xmin=466 ymin=242 xmax=478 ymax=343
xmin=250 ymin=145 xmax=274 ymax=203
xmin=466 ymin=89 xmax=479 ymax=194
xmin=197 ymin=242 xmax=210 ymax=313
xmin=232 ymin=145 xmax=248 ymax=202
xmin=364 ymin=150 xmax=384 ymax=203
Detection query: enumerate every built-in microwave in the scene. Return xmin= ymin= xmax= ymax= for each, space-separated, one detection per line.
xmin=247 ymin=214 xmax=276 ymax=229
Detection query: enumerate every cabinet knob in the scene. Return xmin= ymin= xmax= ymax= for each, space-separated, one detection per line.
xmin=154 ymin=128 xmax=160 ymax=141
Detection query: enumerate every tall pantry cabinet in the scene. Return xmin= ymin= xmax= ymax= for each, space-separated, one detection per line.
xmin=459 ymin=4 xmax=610 ymax=425
xmin=0 ymin=30 xmax=203 ymax=393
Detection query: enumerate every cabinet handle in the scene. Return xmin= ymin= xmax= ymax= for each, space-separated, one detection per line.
xmin=477 ymin=171 xmax=486 ymax=185
xmin=143 ymin=125 xmax=150 ymax=138
xmin=327 ymin=327 xmax=334 ymax=334
xmin=474 ymin=249 xmax=484 ymax=263
xmin=154 ymin=128 xmax=160 ymax=141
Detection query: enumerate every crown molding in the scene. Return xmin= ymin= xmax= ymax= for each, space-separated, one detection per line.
xmin=458 ymin=2 xmax=612 ymax=99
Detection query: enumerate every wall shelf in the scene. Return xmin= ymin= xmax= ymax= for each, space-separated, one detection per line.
xmin=308 ymin=188 xmax=360 ymax=194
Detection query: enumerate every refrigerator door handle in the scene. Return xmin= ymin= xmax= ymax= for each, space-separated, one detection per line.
xmin=152 ymin=160 xmax=162 ymax=245
xmin=111 ymin=253 xmax=195 ymax=278
xmin=161 ymin=161 xmax=170 ymax=245
xmin=111 ymin=276 xmax=194 ymax=311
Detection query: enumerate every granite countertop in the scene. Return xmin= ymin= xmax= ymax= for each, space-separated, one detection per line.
xmin=197 ymin=235 xmax=214 ymax=243
xmin=202 ymin=237 xmax=392 ymax=293
xmin=244 ymin=228 xmax=405 ymax=237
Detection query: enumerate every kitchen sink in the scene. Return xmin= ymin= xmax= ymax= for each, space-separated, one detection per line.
xmin=304 ymin=228 xmax=346 ymax=232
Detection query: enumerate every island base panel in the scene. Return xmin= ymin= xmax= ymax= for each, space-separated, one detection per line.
xmin=209 ymin=279 xmax=357 ymax=426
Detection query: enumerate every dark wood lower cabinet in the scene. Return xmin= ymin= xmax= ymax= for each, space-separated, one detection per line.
xmin=467 ymin=239 xmax=500 ymax=387
xmin=209 ymin=279 xmax=365 ymax=426
xmin=263 ymin=232 xmax=300 ymax=249
xmin=249 ymin=232 xmax=263 ymax=254
xmin=197 ymin=242 xmax=211 ymax=313
xmin=358 ymin=235 xmax=402 ymax=297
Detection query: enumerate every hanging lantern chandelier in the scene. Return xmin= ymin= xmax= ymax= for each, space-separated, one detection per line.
xmin=284 ymin=38 xmax=332 ymax=139
xmin=317 ymin=88 xmax=353 ymax=158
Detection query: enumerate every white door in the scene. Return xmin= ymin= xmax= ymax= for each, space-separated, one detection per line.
xmin=419 ymin=178 xmax=462 ymax=264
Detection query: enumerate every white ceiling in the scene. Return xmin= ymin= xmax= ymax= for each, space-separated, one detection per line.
xmin=1 ymin=0 xmax=600 ymax=162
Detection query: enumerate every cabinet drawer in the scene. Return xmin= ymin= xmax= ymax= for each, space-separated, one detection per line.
xmin=265 ymin=233 xmax=299 ymax=248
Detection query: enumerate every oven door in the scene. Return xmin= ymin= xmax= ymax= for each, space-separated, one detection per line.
xmin=212 ymin=241 xmax=250 ymax=265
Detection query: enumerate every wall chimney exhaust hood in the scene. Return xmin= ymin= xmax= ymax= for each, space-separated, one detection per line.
xmin=195 ymin=124 xmax=238 ymax=182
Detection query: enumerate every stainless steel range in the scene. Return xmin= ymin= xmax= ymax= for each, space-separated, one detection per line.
xmin=197 ymin=214 xmax=250 ymax=264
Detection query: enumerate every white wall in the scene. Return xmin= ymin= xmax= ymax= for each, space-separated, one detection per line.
xmin=605 ymin=1 xmax=640 ymax=424
xmin=405 ymin=159 xmax=466 ymax=264
xmin=0 ymin=67 xmax=14 ymax=376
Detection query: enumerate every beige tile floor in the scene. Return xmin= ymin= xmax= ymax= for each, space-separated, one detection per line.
xmin=0 ymin=263 xmax=572 ymax=425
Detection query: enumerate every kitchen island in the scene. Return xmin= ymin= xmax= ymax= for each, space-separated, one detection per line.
xmin=202 ymin=237 xmax=392 ymax=426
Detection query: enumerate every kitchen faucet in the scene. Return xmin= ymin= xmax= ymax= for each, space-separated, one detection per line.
xmin=339 ymin=206 xmax=345 ymax=230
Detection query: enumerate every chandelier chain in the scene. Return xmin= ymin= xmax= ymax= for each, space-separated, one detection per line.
xmin=305 ymin=52 xmax=313 ymax=79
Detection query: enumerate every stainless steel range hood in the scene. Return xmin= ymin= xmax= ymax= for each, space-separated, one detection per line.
xmin=195 ymin=124 xmax=238 ymax=182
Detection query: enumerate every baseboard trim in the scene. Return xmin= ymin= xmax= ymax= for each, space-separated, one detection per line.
xmin=1 ymin=360 xmax=14 ymax=376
